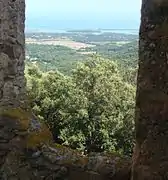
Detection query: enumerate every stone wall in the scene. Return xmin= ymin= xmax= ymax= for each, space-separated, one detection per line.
xmin=131 ymin=0 xmax=168 ymax=179
xmin=0 ymin=0 xmax=26 ymax=108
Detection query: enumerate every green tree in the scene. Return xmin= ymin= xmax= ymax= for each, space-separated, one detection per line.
xmin=26 ymin=65 xmax=86 ymax=145
xmin=26 ymin=58 xmax=135 ymax=156
xmin=67 ymin=58 xmax=135 ymax=155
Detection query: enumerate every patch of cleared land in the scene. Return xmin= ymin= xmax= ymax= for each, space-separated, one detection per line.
xmin=77 ymin=51 xmax=96 ymax=55
xmin=26 ymin=38 xmax=95 ymax=50
xmin=116 ymin=41 xmax=130 ymax=45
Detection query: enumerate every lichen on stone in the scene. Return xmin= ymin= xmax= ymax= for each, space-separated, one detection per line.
xmin=26 ymin=123 xmax=53 ymax=149
xmin=46 ymin=144 xmax=89 ymax=166
xmin=0 ymin=107 xmax=31 ymax=130
xmin=0 ymin=107 xmax=53 ymax=149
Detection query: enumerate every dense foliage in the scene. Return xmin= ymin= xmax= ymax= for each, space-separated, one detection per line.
xmin=25 ymin=31 xmax=138 ymax=156
xmin=26 ymin=58 xmax=136 ymax=156
xmin=26 ymin=44 xmax=86 ymax=74
xmin=26 ymin=31 xmax=138 ymax=43
xmin=79 ymin=40 xmax=138 ymax=68
xmin=26 ymin=41 xmax=138 ymax=75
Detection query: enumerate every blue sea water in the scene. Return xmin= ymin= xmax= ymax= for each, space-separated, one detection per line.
xmin=25 ymin=18 xmax=139 ymax=35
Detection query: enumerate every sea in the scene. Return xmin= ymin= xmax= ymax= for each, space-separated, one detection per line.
xmin=26 ymin=28 xmax=138 ymax=35
xmin=25 ymin=18 xmax=139 ymax=35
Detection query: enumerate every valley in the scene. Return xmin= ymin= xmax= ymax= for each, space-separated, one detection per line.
xmin=25 ymin=30 xmax=138 ymax=73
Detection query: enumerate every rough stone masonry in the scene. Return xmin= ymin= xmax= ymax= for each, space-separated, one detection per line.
xmin=0 ymin=0 xmax=26 ymax=108
xmin=132 ymin=0 xmax=168 ymax=179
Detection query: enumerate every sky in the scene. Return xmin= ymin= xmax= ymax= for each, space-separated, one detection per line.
xmin=25 ymin=0 xmax=141 ymax=31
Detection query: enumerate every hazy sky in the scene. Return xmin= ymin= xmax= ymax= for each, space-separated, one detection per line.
xmin=25 ymin=0 xmax=141 ymax=30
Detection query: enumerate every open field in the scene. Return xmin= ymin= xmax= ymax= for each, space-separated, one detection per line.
xmin=77 ymin=51 xmax=96 ymax=55
xmin=26 ymin=38 xmax=95 ymax=50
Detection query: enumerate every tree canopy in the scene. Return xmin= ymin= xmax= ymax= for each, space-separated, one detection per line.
xmin=26 ymin=58 xmax=135 ymax=156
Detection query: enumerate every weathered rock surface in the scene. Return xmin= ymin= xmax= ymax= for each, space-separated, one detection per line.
xmin=0 ymin=108 xmax=131 ymax=180
xmin=0 ymin=0 xmax=26 ymax=108
xmin=132 ymin=0 xmax=168 ymax=179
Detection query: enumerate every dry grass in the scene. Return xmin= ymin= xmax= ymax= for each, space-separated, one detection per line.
xmin=26 ymin=38 xmax=95 ymax=50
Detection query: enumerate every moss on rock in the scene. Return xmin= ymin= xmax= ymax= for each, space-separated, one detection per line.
xmin=0 ymin=107 xmax=53 ymax=149
xmin=26 ymin=124 xmax=53 ymax=149
xmin=45 ymin=144 xmax=89 ymax=166
xmin=0 ymin=108 xmax=31 ymax=130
